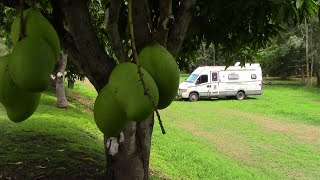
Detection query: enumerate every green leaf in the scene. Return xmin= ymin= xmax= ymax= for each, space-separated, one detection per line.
xmin=296 ymin=0 xmax=305 ymax=9
xmin=305 ymin=0 xmax=319 ymax=16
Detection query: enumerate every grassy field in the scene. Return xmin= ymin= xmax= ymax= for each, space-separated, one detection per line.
xmin=0 ymin=77 xmax=320 ymax=179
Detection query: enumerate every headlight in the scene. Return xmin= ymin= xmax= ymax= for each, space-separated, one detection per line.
xmin=180 ymin=89 xmax=187 ymax=93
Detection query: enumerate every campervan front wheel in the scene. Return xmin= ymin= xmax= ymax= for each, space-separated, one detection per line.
xmin=189 ymin=92 xmax=199 ymax=102
xmin=236 ymin=91 xmax=246 ymax=100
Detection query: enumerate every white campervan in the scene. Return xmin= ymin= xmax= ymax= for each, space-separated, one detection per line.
xmin=177 ymin=62 xmax=262 ymax=101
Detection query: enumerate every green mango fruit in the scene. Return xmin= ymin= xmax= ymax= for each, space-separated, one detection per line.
xmin=9 ymin=37 xmax=55 ymax=92
xmin=94 ymin=85 xmax=129 ymax=136
xmin=11 ymin=8 xmax=61 ymax=60
xmin=108 ymin=62 xmax=159 ymax=122
xmin=0 ymin=55 xmax=41 ymax=122
xmin=138 ymin=44 xmax=179 ymax=109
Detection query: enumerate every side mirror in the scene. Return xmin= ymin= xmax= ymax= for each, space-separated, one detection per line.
xmin=196 ymin=79 xmax=200 ymax=84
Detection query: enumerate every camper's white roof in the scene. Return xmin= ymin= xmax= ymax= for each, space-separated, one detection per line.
xmin=191 ymin=63 xmax=260 ymax=74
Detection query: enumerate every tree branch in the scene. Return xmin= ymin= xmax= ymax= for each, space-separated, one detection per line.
xmin=155 ymin=0 xmax=172 ymax=47
xmin=57 ymin=0 xmax=116 ymax=91
xmin=105 ymin=0 xmax=127 ymax=63
xmin=132 ymin=0 xmax=152 ymax=52
xmin=167 ymin=0 xmax=196 ymax=58
xmin=60 ymin=33 xmax=101 ymax=89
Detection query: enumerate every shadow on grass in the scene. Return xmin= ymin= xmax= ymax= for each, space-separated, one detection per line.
xmin=0 ymin=126 xmax=106 ymax=179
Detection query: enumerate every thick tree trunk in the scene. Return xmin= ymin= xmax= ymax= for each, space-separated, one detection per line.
xmin=54 ymin=0 xmax=195 ymax=179
xmin=212 ymin=44 xmax=216 ymax=66
xmin=56 ymin=53 xmax=68 ymax=108
xmin=104 ymin=0 xmax=196 ymax=179
xmin=305 ymin=16 xmax=311 ymax=87
xmin=105 ymin=117 xmax=154 ymax=179
xmin=310 ymin=32 xmax=314 ymax=86
xmin=49 ymin=76 xmax=56 ymax=90
xmin=214 ymin=43 xmax=219 ymax=65
xmin=315 ymin=62 xmax=320 ymax=87
xmin=105 ymin=0 xmax=154 ymax=179
xmin=301 ymin=67 xmax=306 ymax=85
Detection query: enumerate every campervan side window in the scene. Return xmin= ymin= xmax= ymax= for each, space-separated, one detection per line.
xmin=212 ymin=72 xmax=218 ymax=81
xmin=251 ymin=74 xmax=257 ymax=79
xmin=196 ymin=75 xmax=208 ymax=84
xmin=228 ymin=74 xmax=239 ymax=80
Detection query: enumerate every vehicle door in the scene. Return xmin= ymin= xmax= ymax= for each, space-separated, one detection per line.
xmin=195 ymin=74 xmax=210 ymax=97
xmin=209 ymin=72 xmax=219 ymax=96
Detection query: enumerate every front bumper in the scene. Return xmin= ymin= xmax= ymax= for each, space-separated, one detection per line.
xmin=177 ymin=90 xmax=189 ymax=98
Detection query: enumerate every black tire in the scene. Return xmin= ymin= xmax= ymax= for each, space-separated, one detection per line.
xmin=236 ymin=91 xmax=245 ymax=100
xmin=188 ymin=92 xmax=199 ymax=102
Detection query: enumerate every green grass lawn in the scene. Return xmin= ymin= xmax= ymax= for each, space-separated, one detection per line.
xmin=0 ymin=78 xmax=320 ymax=179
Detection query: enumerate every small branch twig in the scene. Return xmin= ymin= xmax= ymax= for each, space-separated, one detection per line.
xmin=128 ymin=0 xmax=165 ymax=134
xmin=19 ymin=0 xmax=25 ymax=41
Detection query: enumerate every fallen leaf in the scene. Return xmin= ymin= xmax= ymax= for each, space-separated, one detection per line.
xmin=35 ymin=165 xmax=47 ymax=169
xmin=56 ymin=167 xmax=66 ymax=170
xmin=8 ymin=162 xmax=23 ymax=165
xmin=81 ymin=157 xmax=96 ymax=162
xmin=56 ymin=149 xmax=65 ymax=152
xmin=34 ymin=175 xmax=45 ymax=180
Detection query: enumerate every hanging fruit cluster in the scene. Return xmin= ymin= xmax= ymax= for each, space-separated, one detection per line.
xmin=94 ymin=44 xmax=180 ymax=136
xmin=0 ymin=8 xmax=60 ymax=122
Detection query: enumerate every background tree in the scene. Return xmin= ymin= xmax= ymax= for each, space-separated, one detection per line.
xmin=259 ymin=30 xmax=305 ymax=80
xmin=55 ymin=53 xmax=68 ymax=108
xmin=258 ymin=14 xmax=320 ymax=85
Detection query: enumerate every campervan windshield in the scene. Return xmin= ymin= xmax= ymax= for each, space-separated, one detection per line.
xmin=186 ymin=74 xmax=198 ymax=83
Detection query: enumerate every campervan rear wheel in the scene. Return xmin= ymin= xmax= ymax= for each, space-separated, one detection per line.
xmin=236 ymin=91 xmax=246 ymax=100
xmin=189 ymin=92 xmax=199 ymax=102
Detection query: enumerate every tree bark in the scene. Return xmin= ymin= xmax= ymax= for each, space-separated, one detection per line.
xmin=305 ymin=16 xmax=311 ymax=87
xmin=105 ymin=0 xmax=154 ymax=179
xmin=310 ymin=30 xmax=314 ymax=86
xmin=54 ymin=0 xmax=195 ymax=179
xmin=105 ymin=0 xmax=127 ymax=63
xmin=301 ymin=67 xmax=306 ymax=85
xmin=212 ymin=44 xmax=216 ymax=66
xmin=105 ymin=117 xmax=154 ymax=179
xmin=155 ymin=0 xmax=172 ymax=47
xmin=49 ymin=75 xmax=56 ymax=90
xmin=57 ymin=0 xmax=116 ymax=91
xmin=315 ymin=62 xmax=320 ymax=87
xmin=56 ymin=53 xmax=68 ymax=108
xmin=167 ymin=0 xmax=196 ymax=58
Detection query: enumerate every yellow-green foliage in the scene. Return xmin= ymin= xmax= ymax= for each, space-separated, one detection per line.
xmin=9 ymin=37 xmax=55 ymax=92
xmin=94 ymin=85 xmax=129 ymax=136
xmin=10 ymin=8 xmax=61 ymax=60
xmin=139 ymin=44 xmax=179 ymax=109
xmin=108 ymin=62 xmax=159 ymax=122
xmin=0 ymin=55 xmax=41 ymax=122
